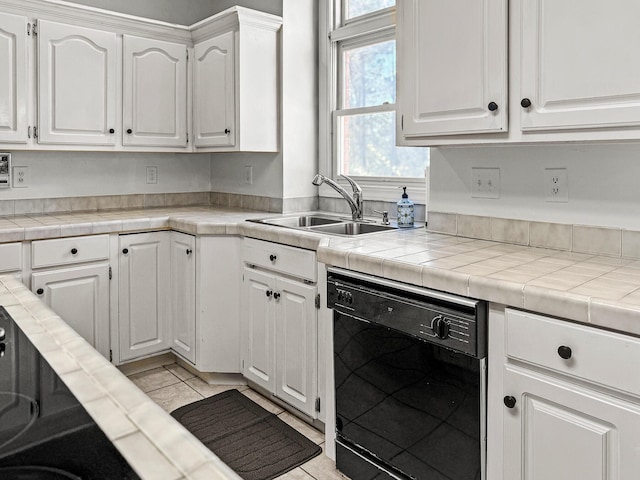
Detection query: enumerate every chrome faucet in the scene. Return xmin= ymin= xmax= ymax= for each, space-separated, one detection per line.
xmin=312 ymin=174 xmax=363 ymax=221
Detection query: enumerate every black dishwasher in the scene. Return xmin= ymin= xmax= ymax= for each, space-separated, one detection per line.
xmin=328 ymin=269 xmax=487 ymax=480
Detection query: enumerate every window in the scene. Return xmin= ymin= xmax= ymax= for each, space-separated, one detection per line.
xmin=320 ymin=0 xmax=429 ymax=202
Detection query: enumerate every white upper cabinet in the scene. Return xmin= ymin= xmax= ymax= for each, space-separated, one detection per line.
xmin=520 ymin=0 xmax=640 ymax=132
xmin=398 ymin=0 xmax=640 ymax=145
xmin=123 ymin=35 xmax=187 ymax=147
xmin=191 ymin=8 xmax=282 ymax=152
xmin=37 ymin=20 xmax=117 ymax=145
xmin=193 ymin=31 xmax=235 ymax=148
xmin=397 ymin=0 xmax=508 ymax=137
xmin=0 ymin=12 xmax=28 ymax=143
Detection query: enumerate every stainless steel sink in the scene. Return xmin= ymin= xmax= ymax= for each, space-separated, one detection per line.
xmin=309 ymin=222 xmax=397 ymax=235
xmin=254 ymin=215 xmax=344 ymax=228
xmin=247 ymin=214 xmax=399 ymax=235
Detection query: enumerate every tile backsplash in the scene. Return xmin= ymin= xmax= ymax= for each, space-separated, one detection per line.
xmin=428 ymin=211 xmax=640 ymax=260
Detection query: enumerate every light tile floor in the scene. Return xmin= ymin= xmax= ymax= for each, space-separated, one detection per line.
xmin=127 ymin=364 xmax=348 ymax=480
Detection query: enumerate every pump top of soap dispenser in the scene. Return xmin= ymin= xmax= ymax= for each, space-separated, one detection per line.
xmin=401 ymin=187 xmax=408 ymax=199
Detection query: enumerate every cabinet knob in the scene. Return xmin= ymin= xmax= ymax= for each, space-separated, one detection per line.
xmin=269 ymin=254 xmax=277 ymax=262
xmin=126 ymin=128 xmax=133 ymax=134
xmin=503 ymin=395 xmax=517 ymax=409
xmin=186 ymin=248 xmax=192 ymax=255
xmin=557 ymin=345 xmax=572 ymax=360
xmin=521 ymin=98 xmax=532 ymax=108
xmin=70 ymin=248 xmax=78 ymax=255
xmin=36 ymin=288 xmax=44 ymax=295
xmin=109 ymin=128 xmax=115 ymax=134
xmin=488 ymin=101 xmax=499 ymax=112
xmin=122 ymin=248 xmax=129 ymax=254
xmin=224 ymin=128 xmax=230 ymax=134
xmin=273 ymin=292 xmax=281 ymax=300
xmin=266 ymin=290 xmax=273 ymax=298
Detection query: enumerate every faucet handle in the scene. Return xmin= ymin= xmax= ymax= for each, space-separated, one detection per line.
xmin=374 ymin=210 xmax=390 ymax=225
xmin=340 ymin=174 xmax=362 ymax=194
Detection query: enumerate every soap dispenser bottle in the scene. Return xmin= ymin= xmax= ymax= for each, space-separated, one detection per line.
xmin=397 ymin=186 xmax=414 ymax=228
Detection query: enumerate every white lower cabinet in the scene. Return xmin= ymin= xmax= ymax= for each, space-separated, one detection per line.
xmin=490 ymin=307 xmax=640 ymax=480
xmin=503 ymin=366 xmax=640 ymax=480
xmin=30 ymin=235 xmax=110 ymax=359
xmin=241 ymin=239 xmax=318 ymax=417
xmin=118 ymin=231 xmax=170 ymax=362
xmin=32 ymin=264 xmax=110 ymax=358
xmin=170 ymin=231 xmax=196 ymax=364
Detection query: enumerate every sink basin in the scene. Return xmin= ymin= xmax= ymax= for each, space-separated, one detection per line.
xmin=248 ymin=215 xmax=400 ymax=235
xmin=249 ymin=215 xmax=344 ymax=228
xmin=309 ymin=222 xmax=397 ymax=235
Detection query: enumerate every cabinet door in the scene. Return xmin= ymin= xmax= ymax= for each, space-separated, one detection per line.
xmin=0 ymin=13 xmax=28 ymax=143
xmin=37 ymin=20 xmax=117 ymax=145
xmin=123 ymin=35 xmax=187 ymax=147
xmin=520 ymin=0 xmax=640 ymax=131
xmin=241 ymin=267 xmax=275 ymax=391
xmin=503 ymin=366 xmax=640 ymax=480
xmin=31 ymin=263 xmax=110 ymax=359
xmin=170 ymin=232 xmax=195 ymax=363
xmin=193 ymin=31 xmax=235 ymax=148
xmin=275 ymin=277 xmax=317 ymax=417
xmin=118 ymin=232 xmax=170 ymax=362
xmin=397 ymin=0 xmax=507 ymax=137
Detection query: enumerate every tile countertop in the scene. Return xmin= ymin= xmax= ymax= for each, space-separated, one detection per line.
xmin=0 ymin=276 xmax=241 ymax=480
xmin=2 ymin=206 xmax=640 ymax=335
xmin=4 ymin=206 xmax=640 ymax=477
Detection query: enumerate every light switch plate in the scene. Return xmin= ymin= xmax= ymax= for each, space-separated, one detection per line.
xmin=471 ymin=167 xmax=500 ymax=199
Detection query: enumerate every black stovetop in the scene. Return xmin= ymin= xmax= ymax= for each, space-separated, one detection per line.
xmin=0 ymin=306 xmax=139 ymax=480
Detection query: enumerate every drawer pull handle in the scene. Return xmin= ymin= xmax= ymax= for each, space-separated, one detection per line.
xmin=70 ymin=248 xmax=78 ymax=255
xmin=122 ymin=248 xmax=129 ymax=255
xmin=186 ymin=249 xmax=192 ymax=255
xmin=266 ymin=290 xmax=273 ymax=298
xmin=503 ymin=395 xmax=516 ymax=409
xmin=36 ymin=288 xmax=44 ymax=295
xmin=557 ymin=345 xmax=572 ymax=360
xmin=521 ymin=98 xmax=532 ymax=108
xmin=273 ymin=292 xmax=281 ymax=300
xmin=269 ymin=254 xmax=277 ymax=262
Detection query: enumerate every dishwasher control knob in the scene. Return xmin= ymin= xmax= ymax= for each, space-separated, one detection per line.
xmin=432 ymin=315 xmax=450 ymax=339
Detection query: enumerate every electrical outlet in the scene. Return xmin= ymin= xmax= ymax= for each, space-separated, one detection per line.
xmin=545 ymin=168 xmax=568 ymax=202
xmin=244 ymin=165 xmax=253 ymax=185
xmin=12 ymin=166 xmax=29 ymax=188
xmin=471 ymin=167 xmax=500 ymax=199
xmin=146 ymin=166 xmax=158 ymax=184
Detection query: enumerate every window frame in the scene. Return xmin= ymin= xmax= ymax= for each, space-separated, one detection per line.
xmin=318 ymin=1 xmax=427 ymax=204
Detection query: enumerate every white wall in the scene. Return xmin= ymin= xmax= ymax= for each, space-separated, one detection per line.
xmin=65 ymin=0 xmax=216 ymax=25
xmin=210 ymin=0 xmax=318 ymax=202
xmin=2 ymin=152 xmax=211 ymax=199
xmin=430 ymin=143 xmax=640 ymax=230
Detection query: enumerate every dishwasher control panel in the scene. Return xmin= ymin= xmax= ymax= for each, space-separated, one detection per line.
xmin=327 ymin=270 xmax=487 ymax=358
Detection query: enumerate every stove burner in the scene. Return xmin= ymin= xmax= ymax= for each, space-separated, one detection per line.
xmin=0 ymin=392 xmax=39 ymax=452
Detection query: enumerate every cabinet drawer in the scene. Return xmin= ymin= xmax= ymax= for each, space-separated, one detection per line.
xmin=0 ymin=242 xmax=22 ymax=273
xmin=243 ymin=238 xmax=316 ymax=282
xmin=506 ymin=308 xmax=640 ymax=396
xmin=32 ymin=235 xmax=110 ymax=268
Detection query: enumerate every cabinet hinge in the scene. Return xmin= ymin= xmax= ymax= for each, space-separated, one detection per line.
xmin=315 ymin=294 xmax=321 ymax=309
xmin=27 ymin=126 xmax=31 ymax=139
xmin=109 ymin=349 xmax=113 ymax=362
xmin=186 ymin=48 xmax=189 ymax=60
xmin=27 ymin=22 xmax=31 ymax=36
xmin=315 ymin=397 xmax=321 ymax=412
xmin=186 ymin=132 xmax=189 ymax=144
xmin=401 ymin=114 xmax=404 ymax=131
xmin=109 ymin=266 xmax=112 ymax=280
